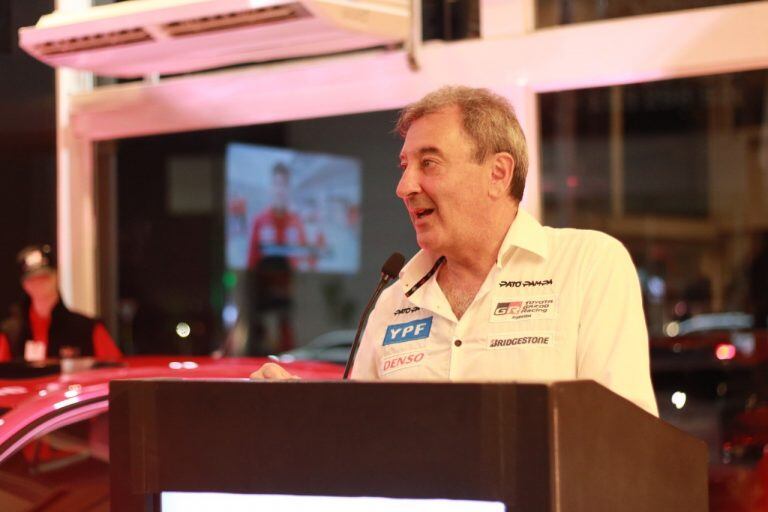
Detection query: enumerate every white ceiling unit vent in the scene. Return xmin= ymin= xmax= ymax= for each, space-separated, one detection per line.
xmin=18 ymin=0 xmax=411 ymax=78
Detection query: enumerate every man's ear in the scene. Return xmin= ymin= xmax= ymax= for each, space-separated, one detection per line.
xmin=488 ymin=152 xmax=515 ymax=199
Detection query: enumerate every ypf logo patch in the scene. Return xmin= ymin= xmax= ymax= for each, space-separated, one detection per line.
xmin=383 ymin=317 xmax=433 ymax=346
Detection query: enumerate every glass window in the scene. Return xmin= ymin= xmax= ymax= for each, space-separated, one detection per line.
xmin=0 ymin=412 xmax=110 ymax=511
xmin=107 ymin=110 xmax=415 ymax=360
xmin=536 ymin=0 xmax=755 ymax=28
xmin=540 ymin=69 xmax=768 ymax=511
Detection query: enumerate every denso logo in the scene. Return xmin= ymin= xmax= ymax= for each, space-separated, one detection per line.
xmin=499 ymin=279 xmax=553 ymax=288
xmin=382 ymin=352 xmax=425 ymax=372
xmin=383 ymin=317 xmax=433 ymax=345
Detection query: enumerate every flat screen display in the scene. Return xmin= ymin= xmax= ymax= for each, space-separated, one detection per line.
xmin=226 ymin=142 xmax=361 ymax=274
xmin=161 ymin=493 xmax=506 ymax=512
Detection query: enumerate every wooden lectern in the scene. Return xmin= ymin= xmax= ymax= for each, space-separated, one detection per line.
xmin=109 ymin=380 xmax=707 ymax=511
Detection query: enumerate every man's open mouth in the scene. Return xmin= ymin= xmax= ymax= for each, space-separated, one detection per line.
xmin=415 ymin=208 xmax=434 ymax=219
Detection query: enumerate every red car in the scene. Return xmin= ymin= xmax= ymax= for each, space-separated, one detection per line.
xmin=0 ymin=356 xmax=342 ymax=511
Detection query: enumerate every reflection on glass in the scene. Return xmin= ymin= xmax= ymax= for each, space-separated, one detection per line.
xmin=536 ymin=0 xmax=753 ymax=28
xmin=0 ymin=413 xmax=110 ymax=511
xmin=540 ymin=69 xmax=768 ymax=511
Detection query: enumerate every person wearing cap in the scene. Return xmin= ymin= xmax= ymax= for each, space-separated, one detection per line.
xmin=0 ymin=245 xmax=122 ymax=362
xmin=251 ymin=86 xmax=658 ymax=417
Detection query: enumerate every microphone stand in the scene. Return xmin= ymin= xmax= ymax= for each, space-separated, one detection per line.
xmin=343 ymin=253 xmax=404 ymax=379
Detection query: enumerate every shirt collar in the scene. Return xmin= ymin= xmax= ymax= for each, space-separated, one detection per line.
xmin=399 ymin=250 xmax=440 ymax=296
xmin=398 ymin=208 xmax=549 ymax=292
xmin=496 ymin=207 xmax=549 ymax=267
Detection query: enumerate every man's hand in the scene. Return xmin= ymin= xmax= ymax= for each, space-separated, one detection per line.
xmin=250 ymin=362 xmax=301 ymax=380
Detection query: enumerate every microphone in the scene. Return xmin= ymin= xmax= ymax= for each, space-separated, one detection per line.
xmin=343 ymin=252 xmax=405 ymax=380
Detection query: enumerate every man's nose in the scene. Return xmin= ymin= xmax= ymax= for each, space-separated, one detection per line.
xmin=396 ymin=165 xmax=420 ymax=199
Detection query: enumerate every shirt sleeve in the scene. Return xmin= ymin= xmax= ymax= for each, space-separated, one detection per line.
xmin=0 ymin=333 xmax=11 ymax=362
xmin=92 ymin=323 xmax=122 ymax=360
xmin=576 ymin=234 xmax=659 ymax=417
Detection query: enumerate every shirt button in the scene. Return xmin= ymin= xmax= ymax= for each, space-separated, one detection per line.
xmin=454 ymin=339 xmax=462 ymax=347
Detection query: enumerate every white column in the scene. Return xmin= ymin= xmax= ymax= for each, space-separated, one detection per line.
xmin=485 ymin=0 xmax=540 ymax=220
xmin=56 ymin=0 xmax=96 ymax=314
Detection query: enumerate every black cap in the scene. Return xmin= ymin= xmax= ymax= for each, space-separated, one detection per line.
xmin=17 ymin=245 xmax=56 ymax=280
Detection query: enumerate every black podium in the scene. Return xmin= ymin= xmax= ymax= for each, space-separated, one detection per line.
xmin=109 ymin=380 xmax=707 ymax=511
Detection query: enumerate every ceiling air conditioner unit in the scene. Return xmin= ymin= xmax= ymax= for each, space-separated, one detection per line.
xmin=18 ymin=0 xmax=411 ymax=78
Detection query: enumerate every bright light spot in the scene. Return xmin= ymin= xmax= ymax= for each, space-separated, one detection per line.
xmin=176 ymin=322 xmax=191 ymax=338
xmin=64 ymin=389 xmax=79 ymax=398
xmin=647 ymin=276 xmax=666 ymax=299
xmin=0 ymin=386 xmax=28 ymax=396
xmin=169 ymin=361 xmax=198 ymax=370
xmin=222 ymin=305 xmax=238 ymax=326
xmin=671 ymin=391 xmax=687 ymax=410
xmin=715 ymin=343 xmax=736 ymax=361
xmin=733 ymin=332 xmax=756 ymax=356
xmin=222 ymin=271 xmax=237 ymax=290
xmin=0 ymin=419 xmax=4 ymax=427
xmin=54 ymin=397 xmax=79 ymax=410
xmin=665 ymin=322 xmax=680 ymax=337
xmin=38 ymin=390 xmax=48 ymax=397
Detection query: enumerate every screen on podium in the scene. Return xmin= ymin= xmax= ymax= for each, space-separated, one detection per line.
xmin=161 ymin=493 xmax=506 ymax=512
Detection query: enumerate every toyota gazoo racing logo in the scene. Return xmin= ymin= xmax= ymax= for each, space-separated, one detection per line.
xmin=494 ymin=301 xmax=522 ymax=316
xmin=490 ymin=295 xmax=556 ymax=323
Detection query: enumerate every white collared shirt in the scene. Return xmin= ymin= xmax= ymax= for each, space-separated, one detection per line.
xmin=352 ymin=209 xmax=659 ymax=416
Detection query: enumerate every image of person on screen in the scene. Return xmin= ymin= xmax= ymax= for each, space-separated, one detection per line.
xmin=247 ymin=162 xmax=308 ymax=270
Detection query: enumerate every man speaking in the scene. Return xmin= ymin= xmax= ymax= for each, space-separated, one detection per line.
xmin=252 ymin=86 xmax=658 ymax=417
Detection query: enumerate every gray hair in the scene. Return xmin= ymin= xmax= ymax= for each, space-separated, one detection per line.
xmin=396 ymin=86 xmax=529 ymax=201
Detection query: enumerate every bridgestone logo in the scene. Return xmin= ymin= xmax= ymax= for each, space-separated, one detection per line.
xmin=489 ymin=336 xmax=550 ymax=348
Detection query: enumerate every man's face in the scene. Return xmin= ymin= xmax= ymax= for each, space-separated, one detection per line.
xmin=397 ymin=106 xmax=491 ymax=255
xmin=21 ymin=271 xmax=58 ymax=302
xmin=271 ymin=172 xmax=290 ymax=209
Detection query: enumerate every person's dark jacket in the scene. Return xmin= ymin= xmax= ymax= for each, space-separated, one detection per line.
xmin=1 ymin=298 xmax=97 ymax=359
